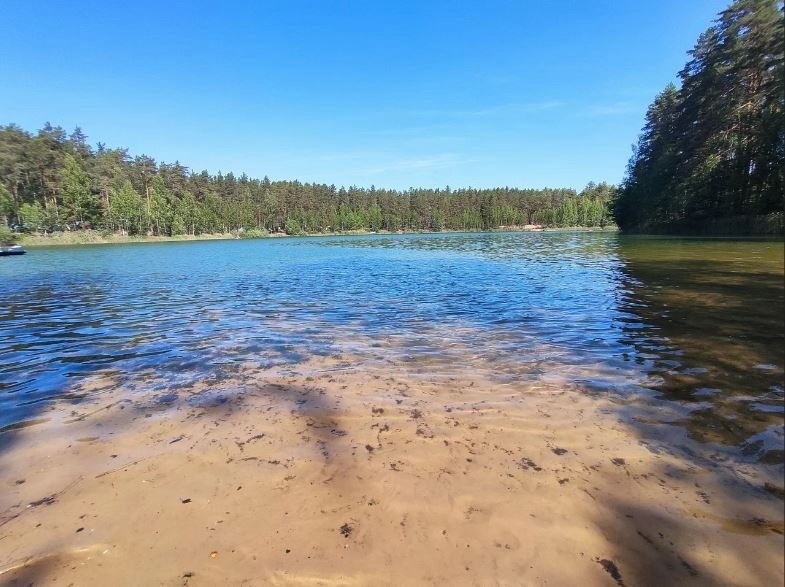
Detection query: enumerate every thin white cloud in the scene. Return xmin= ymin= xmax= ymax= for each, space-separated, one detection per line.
xmin=309 ymin=150 xmax=374 ymax=163
xmin=358 ymin=124 xmax=450 ymax=138
xmin=411 ymin=101 xmax=565 ymax=119
xmin=358 ymin=153 xmax=464 ymax=175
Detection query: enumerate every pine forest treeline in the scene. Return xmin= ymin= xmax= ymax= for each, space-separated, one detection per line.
xmin=613 ymin=0 xmax=784 ymax=234
xmin=0 ymin=124 xmax=614 ymax=237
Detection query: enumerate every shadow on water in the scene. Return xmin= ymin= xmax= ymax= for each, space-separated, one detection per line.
xmin=570 ymin=235 xmax=784 ymax=585
xmin=0 ymin=373 xmax=345 ymax=582
xmin=1 ymin=553 xmax=57 ymax=586
xmin=614 ymin=237 xmax=784 ymax=464
xmin=587 ymin=489 xmax=782 ymax=586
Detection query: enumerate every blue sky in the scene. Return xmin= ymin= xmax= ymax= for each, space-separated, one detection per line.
xmin=1 ymin=1 xmax=728 ymax=190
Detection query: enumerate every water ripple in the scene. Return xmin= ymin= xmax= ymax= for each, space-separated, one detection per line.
xmin=1 ymin=233 xmax=782 ymax=460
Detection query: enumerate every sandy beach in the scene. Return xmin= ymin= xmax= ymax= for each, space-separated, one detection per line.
xmin=1 ymin=352 xmax=782 ymax=586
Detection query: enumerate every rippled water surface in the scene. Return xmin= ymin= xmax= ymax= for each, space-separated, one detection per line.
xmin=1 ymin=232 xmax=782 ymax=461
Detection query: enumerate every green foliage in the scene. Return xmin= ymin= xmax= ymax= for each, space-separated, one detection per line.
xmin=108 ymin=180 xmax=145 ymax=235
xmin=18 ymin=202 xmax=48 ymax=232
xmin=0 ymin=122 xmax=617 ymax=236
xmin=614 ymin=0 xmax=784 ymax=234
xmin=61 ymin=153 xmax=101 ymax=227
xmin=284 ymin=217 xmax=306 ymax=236
xmin=0 ymin=184 xmax=14 ymax=225
xmin=537 ymin=182 xmax=616 ymax=227
xmin=173 ymin=191 xmax=200 ymax=236
xmin=0 ymin=225 xmax=18 ymax=246
xmin=149 ymin=175 xmax=174 ymax=236
xmin=239 ymin=227 xmax=268 ymax=239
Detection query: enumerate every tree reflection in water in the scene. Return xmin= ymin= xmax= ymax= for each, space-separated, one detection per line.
xmin=616 ymin=236 xmax=784 ymax=464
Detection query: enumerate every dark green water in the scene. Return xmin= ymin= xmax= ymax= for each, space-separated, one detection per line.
xmin=1 ymin=232 xmax=782 ymax=465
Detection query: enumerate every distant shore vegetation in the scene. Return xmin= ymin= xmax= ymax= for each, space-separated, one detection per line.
xmin=0 ymin=123 xmax=615 ymax=239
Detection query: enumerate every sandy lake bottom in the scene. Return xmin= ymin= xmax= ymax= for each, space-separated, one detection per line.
xmin=1 ymin=350 xmax=782 ymax=586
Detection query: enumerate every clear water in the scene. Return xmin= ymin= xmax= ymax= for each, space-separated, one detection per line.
xmin=1 ymin=232 xmax=782 ymax=463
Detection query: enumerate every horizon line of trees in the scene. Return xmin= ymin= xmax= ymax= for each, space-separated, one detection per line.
xmin=0 ymin=123 xmax=615 ymax=237
xmin=613 ymin=0 xmax=784 ymax=234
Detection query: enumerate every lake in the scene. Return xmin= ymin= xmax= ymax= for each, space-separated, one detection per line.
xmin=1 ymin=231 xmax=783 ymax=585
xmin=2 ymin=232 xmax=782 ymax=460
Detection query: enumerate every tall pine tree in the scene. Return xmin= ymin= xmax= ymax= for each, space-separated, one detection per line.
xmin=614 ymin=0 xmax=784 ymax=234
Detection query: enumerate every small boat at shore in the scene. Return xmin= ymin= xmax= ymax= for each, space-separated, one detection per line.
xmin=0 ymin=244 xmax=26 ymax=256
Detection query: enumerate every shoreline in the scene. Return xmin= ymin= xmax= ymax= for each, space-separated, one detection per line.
xmin=1 ymin=354 xmax=781 ymax=585
xmin=17 ymin=226 xmax=617 ymax=248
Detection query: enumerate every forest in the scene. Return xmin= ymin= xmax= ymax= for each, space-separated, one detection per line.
xmin=613 ymin=0 xmax=784 ymax=235
xmin=0 ymin=124 xmax=614 ymax=238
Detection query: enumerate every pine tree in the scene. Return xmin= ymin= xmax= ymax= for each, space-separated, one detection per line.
xmin=614 ymin=0 xmax=784 ymax=234
xmin=61 ymin=153 xmax=100 ymax=227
